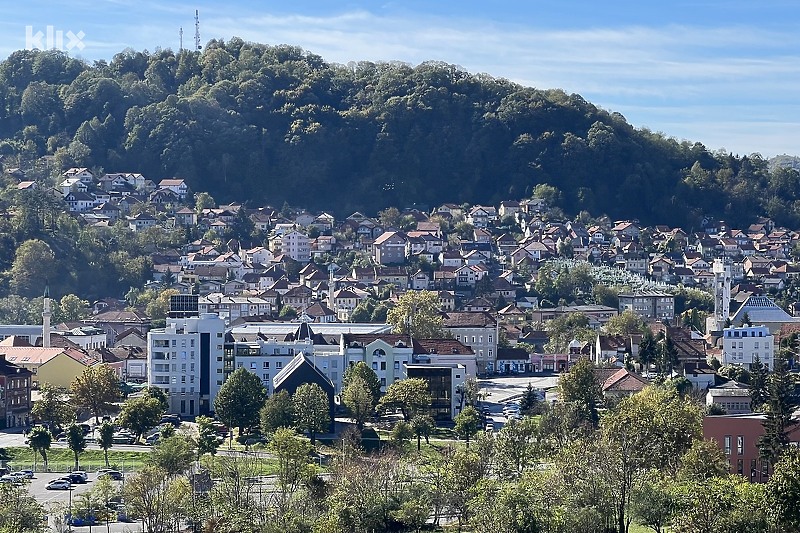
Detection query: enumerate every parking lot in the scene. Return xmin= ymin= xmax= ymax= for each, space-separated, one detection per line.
xmin=16 ymin=472 xmax=141 ymax=532
xmin=479 ymin=374 xmax=560 ymax=431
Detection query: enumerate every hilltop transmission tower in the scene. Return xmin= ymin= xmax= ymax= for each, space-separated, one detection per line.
xmin=194 ymin=10 xmax=202 ymax=51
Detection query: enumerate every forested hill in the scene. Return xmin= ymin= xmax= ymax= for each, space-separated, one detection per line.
xmin=1 ymin=40 xmax=798 ymax=227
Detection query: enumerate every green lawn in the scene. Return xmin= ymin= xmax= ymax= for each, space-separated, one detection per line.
xmin=5 ymin=447 xmax=149 ymax=473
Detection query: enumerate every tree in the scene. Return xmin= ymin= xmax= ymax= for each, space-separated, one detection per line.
xmin=148 ymin=434 xmax=196 ymax=476
xmin=196 ymin=415 xmax=220 ymax=459
xmin=268 ymin=427 xmax=315 ymax=495
xmin=213 ymin=367 xmax=267 ymax=436
xmin=30 ymin=383 xmax=74 ymax=429
xmin=558 ymin=357 xmax=602 ymax=426
xmin=630 ymin=471 xmax=677 ymax=533
xmin=0 ymin=482 xmax=46 ymax=533
xmin=386 ymin=290 xmax=445 ymax=338
xmin=602 ymin=386 xmax=703 ymax=533
xmin=518 ymin=383 xmax=542 ymax=414
xmin=342 ymin=362 xmax=382 ymax=406
xmin=292 ymin=383 xmax=330 ymax=445
xmin=391 ymin=421 xmax=414 ymax=447
xmin=759 ymin=349 xmax=797 ymax=466
xmin=767 ymin=446 xmax=800 ymax=531
xmin=117 ymin=396 xmax=163 ymax=442
xmin=66 ymin=423 xmax=86 ymax=470
xmin=458 ymin=377 xmax=481 ymax=408
xmin=70 ymin=364 xmax=122 ymax=423
xmin=27 ymin=426 xmax=51 ymax=471
xmin=142 ymin=385 xmax=170 ymax=412
xmin=194 ymin=191 xmax=216 ymax=212
xmin=278 ymin=305 xmax=298 ymax=320
xmin=9 ymin=239 xmax=55 ymax=297
xmin=411 ymin=414 xmax=435 ymax=451
xmin=378 ymin=378 xmax=432 ymax=422
xmin=259 ymin=390 xmax=295 ymax=434
xmin=54 ymin=293 xmax=90 ymax=322
xmin=454 ymin=405 xmax=481 ymax=447
xmin=97 ymin=420 xmax=115 ymax=467
xmin=342 ymin=376 xmax=374 ymax=430
xmin=123 ymin=466 xmax=190 ymax=533
xmin=494 ymin=417 xmax=544 ymax=480
xmin=750 ymin=354 xmax=769 ymax=411
xmin=604 ymin=310 xmax=646 ymax=336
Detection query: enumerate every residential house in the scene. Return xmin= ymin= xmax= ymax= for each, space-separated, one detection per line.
xmin=373 ymin=231 xmax=408 ymax=265
xmin=0 ymin=355 xmax=32 ymax=428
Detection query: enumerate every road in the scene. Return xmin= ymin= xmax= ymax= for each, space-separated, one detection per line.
xmin=478 ymin=374 xmax=560 ymax=431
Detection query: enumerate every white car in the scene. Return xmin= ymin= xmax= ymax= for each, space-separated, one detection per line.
xmin=46 ymin=479 xmax=71 ymax=490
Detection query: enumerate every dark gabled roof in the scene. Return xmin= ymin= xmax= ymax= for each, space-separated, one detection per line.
xmin=272 ymin=352 xmax=333 ymax=390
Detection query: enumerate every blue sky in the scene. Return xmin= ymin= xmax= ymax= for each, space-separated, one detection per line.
xmin=1 ymin=0 xmax=799 ymax=157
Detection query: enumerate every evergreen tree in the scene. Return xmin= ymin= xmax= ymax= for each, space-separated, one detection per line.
xmin=518 ymin=383 xmax=541 ymax=414
xmin=758 ymin=350 xmax=797 ymax=466
xmin=749 ymin=354 xmax=769 ymax=411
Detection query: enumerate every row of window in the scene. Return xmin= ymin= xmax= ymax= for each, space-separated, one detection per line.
xmin=723 ymin=435 xmax=745 ymax=455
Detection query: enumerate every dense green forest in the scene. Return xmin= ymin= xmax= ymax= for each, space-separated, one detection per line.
xmin=1 ymin=41 xmax=800 ymax=227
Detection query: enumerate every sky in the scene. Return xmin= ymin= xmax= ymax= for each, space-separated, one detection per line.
xmin=1 ymin=0 xmax=799 ymax=157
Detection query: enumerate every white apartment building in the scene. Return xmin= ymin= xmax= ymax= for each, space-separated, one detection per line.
xmin=270 ymin=230 xmax=310 ymax=262
xmin=721 ymin=325 xmax=774 ymax=370
xmin=223 ymin=333 xmax=342 ymax=395
xmin=147 ymin=314 xmax=225 ymax=418
xmin=442 ymin=311 xmax=498 ymax=375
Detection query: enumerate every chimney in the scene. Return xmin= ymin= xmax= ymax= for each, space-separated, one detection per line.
xmin=42 ymin=285 xmax=51 ymax=348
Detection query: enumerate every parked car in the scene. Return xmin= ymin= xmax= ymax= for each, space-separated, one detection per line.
xmin=46 ymin=479 xmax=71 ymax=490
xmin=60 ymin=473 xmax=86 ymax=484
xmin=144 ymin=433 xmax=160 ymax=446
xmin=112 ymin=434 xmax=135 ymax=445
xmin=16 ymin=470 xmax=34 ymax=479
xmin=98 ymin=470 xmax=123 ymax=481
xmin=71 ymin=471 xmax=88 ymax=482
xmin=160 ymin=414 xmax=181 ymax=427
xmin=485 ymin=422 xmax=495 ymax=433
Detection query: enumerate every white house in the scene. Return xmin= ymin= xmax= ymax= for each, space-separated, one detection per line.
xmin=721 ymin=325 xmax=774 ymax=370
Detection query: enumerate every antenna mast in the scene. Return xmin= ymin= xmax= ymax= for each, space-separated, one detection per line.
xmin=194 ymin=10 xmax=201 ymax=51
xmin=179 ymin=27 xmax=183 ymax=52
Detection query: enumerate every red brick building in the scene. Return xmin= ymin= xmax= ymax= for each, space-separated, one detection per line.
xmin=703 ymin=413 xmax=800 ymax=482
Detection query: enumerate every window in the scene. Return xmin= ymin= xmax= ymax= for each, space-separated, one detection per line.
xmin=488 ymin=335 xmax=493 ymax=343
xmin=263 ymin=373 xmax=269 ymax=380
xmin=276 ymin=362 xmax=282 ymax=369
xmin=724 ymin=435 xmax=732 ymax=455
xmin=237 ymin=362 xmax=243 ymax=368
xmin=381 ymin=362 xmax=386 ymax=371
xmin=737 ymin=436 xmax=744 ymax=455
xmin=216 ymin=368 xmax=223 ymax=373
xmin=332 ymin=360 xmax=338 ymax=368
xmin=380 ymin=378 xmax=386 ymax=387
xmin=172 ymin=340 xmax=177 ymax=347
xmin=394 ymin=362 xmax=400 ymax=370
xmin=217 ymin=332 xmax=223 ymax=338
xmin=372 ymin=362 xmax=378 ymax=370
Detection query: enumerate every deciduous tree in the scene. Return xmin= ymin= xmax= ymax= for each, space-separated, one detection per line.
xmin=259 ymin=390 xmax=294 ymax=434
xmin=292 ymin=383 xmax=330 ymax=445
xmin=66 ymin=423 xmax=86 ymax=470
xmin=378 ymin=378 xmax=432 ymax=422
xmin=342 ymin=375 xmax=374 ymax=430
xmin=213 ymin=367 xmax=267 ymax=436
xmin=386 ymin=290 xmax=445 ymax=338
xmin=117 ymin=396 xmax=163 ymax=442
xmin=70 ymin=364 xmax=122 ymax=423
xmin=558 ymin=357 xmax=602 ymax=425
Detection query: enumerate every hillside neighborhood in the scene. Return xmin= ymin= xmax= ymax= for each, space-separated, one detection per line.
xmin=3 ymin=167 xmax=800 ymax=449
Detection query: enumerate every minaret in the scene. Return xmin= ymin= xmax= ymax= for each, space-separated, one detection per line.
xmin=42 ymin=284 xmax=51 ymax=348
xmin=706 ymin=259 xmax=731 ymax=333
xmin=327 ymin=263 xmax=336 ymax=312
